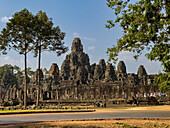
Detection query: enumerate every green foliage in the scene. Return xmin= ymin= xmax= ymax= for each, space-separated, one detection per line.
xmin=1 ymin=9 xmax=34 ymax=54
xmin=15 ymin=70 xmax=24 ymax=86
xmin=14 ymin=65 xmax=24 ymax=85
xmin=106 ymin=0 xmax=170 ymax=91
xmin=26 ymin=67 xmax=35 ymax=78
xmin=33 ymin=10 xmax=68 ymax=57
xmin=0 ymin=64 xmax=23 ymax=87
xmin=154 ymin=72 xmax=170 ymax=92
xmin=43 ymin=68 xmax=49 ymax=75
xmin=0 ymin=35 xmax=7 ymax=55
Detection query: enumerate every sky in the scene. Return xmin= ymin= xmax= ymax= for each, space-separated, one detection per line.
xmin=0 ymin=0 xmax=162 ymax=74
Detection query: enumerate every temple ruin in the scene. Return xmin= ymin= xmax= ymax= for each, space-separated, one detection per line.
xmin=0 ymin=38 xmax=161 ymax=105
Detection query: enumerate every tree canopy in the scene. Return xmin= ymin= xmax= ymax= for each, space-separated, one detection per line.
xmin=0 ymin=64 xmax=23 ymax=88
xmin=33 ymin=11 xmax=68 ymax=57
xmin=0 ymin=8 xmax=68 ymax=107
xmin=1 ymin=9 xmax=34 ymax=55
xmin=106 ymin=0 xmax=169 ymax=92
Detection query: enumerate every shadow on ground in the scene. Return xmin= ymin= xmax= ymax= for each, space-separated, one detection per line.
xmin=2 ymin=122 xmax=168 ymax=128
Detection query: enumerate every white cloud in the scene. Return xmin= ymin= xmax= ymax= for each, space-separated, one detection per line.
xmin=0 ymin=55 xmax=38 ymax=70
xmin=73 ymin=32 xmax=80 ymax=37
xmin=0 ymin=56 xmax=22 ymax=67
xmin=118 ymin=51 xmax=134 ymax=61
xmin=1 ymin=16 xmax=12 ymax=23
xmin=72 ymin=32 xmax=96 ymax=42
xmin=43 ymin=51 xmax=50 ymax=55
xmin=115 ymin=51 xmax=162 ymax=74
xmin=88 ymin=46 xmax=95 ymax=51
xmin=88 ymin=54 xmax=99 ymax=64
xmin=83 ymin=37 xmax=96 ymax=42
xmin=142 ymin=59 xmax=162 ymax=74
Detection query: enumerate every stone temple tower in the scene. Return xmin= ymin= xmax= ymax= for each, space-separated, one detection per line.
xmin=116 ymin=61 xmax=127 ymax=81
xmin=60 ymin=38 xmax=90 ymax=84
xmin=137 ymin=65 xmax=147 ymax=78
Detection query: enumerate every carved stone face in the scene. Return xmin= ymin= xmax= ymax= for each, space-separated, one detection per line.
xmin=117 ymin=61 xmax=127 ymax=74
xmin=61 ymin=38 xmax=90 ymax=82
xmin=105 ymin=63 xmax=116 ymax=81
xmin=137 ymin=65 xmax=147 ymax=78
xmin=49 ymin=63 xmax=59 ymax=79
xmin=71 ymin=38 xmax=83 ymax=53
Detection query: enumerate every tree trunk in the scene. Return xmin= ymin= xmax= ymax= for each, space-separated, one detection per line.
xmin=36 ymin=46 xmax=41 ymax=107
xmin=24 ymin=52 xmax=27 ymax=109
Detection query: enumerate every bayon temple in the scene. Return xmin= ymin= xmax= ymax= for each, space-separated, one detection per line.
xmin=0 ymin=38 xmax=162 ymax=105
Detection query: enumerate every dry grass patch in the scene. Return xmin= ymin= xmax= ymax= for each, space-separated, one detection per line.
xmin=1 ymin=118 xmax=170 ymax=128
xmin=95 ymin=105 xmax=170 ymax=112
xmin=126 ymin=105 xmax=170 ymax=111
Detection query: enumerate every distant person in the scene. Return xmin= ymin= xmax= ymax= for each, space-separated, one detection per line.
xmin=94 ymin=101 xmax=96 ymax=107
xmin=132 ymin=96 xmax=135 ymax=106
xmin=97 ymin=102 xmax=100 ymax=107
xmin=104 ymin=101 xmax=106 ymax=108
xmin=96 ymin=101 xmax=98 ymax=106
xmin=126 ymin=95 xmax=128 ymax=100
xmin=132 ymin=96 xmax=138 ymax=106
xmin=136 ymin=100 xmax=139 ymax=106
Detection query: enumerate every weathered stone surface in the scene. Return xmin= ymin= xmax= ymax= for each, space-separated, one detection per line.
xmin=49 ymin=63 xmax=59 ymax=80
xmin=33 ymin=69 xmax=43 ymax=83
xmin=137 ymin=65 xmax=147 ymax=78
xmin=61 ymin=55 xmax=70 ymax=80
xmin=94 ymin=65 xmax=101 ymax=80
xmin=117 ymin=61 xmax=127 ymax=80
xmin=76 ymin=66 xmax=88 ymax=84
xmin=105 ymin=63 xmax=116 ymax=82
xmin=71 ymin=38 xmax=83 ymax=53
xmin=61 ymin=38 xmax=90 ymax=82
xmin=99 ymin=59 xmax=106 ymax=80
xmin=93 ymin=59 xmax=106 ymax=80
xmin=127 ymin=73 xmax=138 ymax=85
xmin=90 ymin=63 xmax=96 ymax=75
xmin=117 ymin=61 xmax=127 ymax=74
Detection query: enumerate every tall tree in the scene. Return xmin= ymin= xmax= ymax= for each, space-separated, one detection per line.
xmin=106 ymin=0 xmax=170 ymax=92
xmin=0 ymin=9 xmax=34 ymax=109
xmin=33 ymin=11 xmax=68 ymax=106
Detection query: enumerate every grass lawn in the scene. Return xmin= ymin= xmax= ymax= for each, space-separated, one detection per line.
xmin=0 ymin=109 xmax=93 ymax=114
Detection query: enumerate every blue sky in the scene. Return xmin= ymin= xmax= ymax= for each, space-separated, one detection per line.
xmin=0 ymin=0 xmax=162 ymax=74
